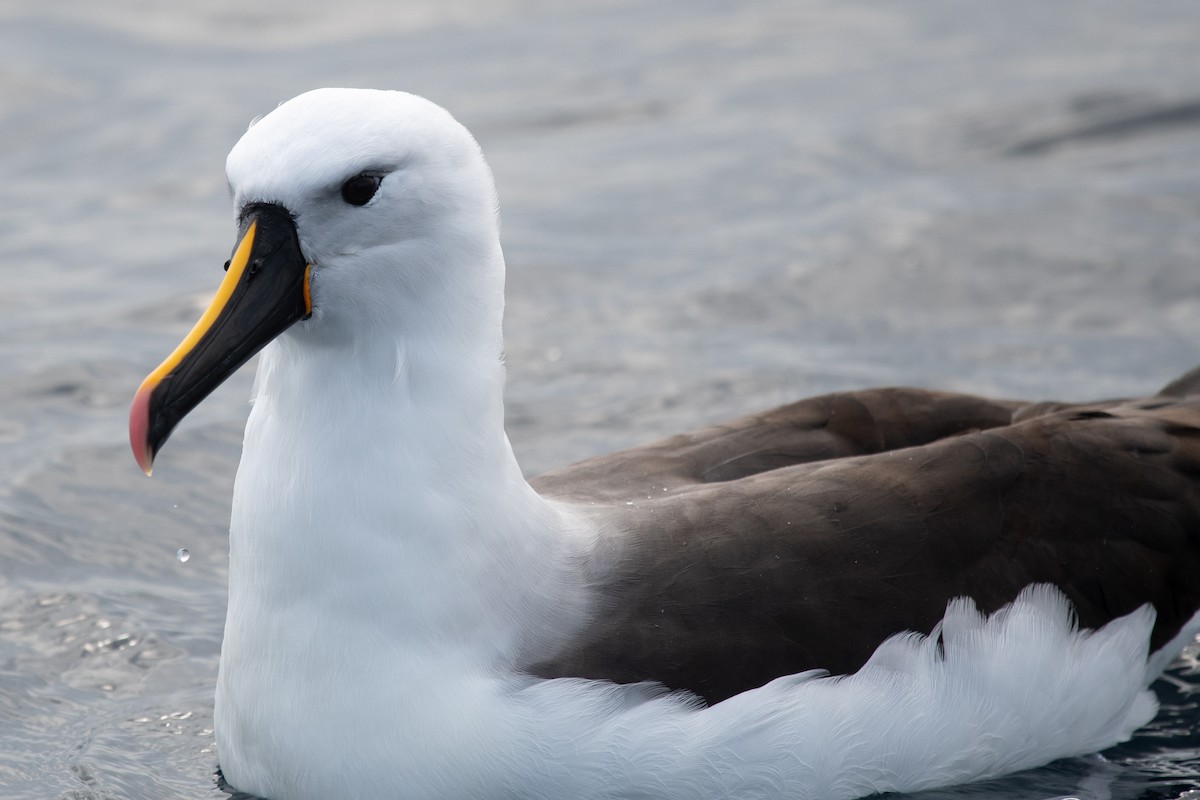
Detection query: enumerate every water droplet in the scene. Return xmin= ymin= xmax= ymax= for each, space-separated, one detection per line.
xmin=176 ymin=548 xmax=191 ymax=563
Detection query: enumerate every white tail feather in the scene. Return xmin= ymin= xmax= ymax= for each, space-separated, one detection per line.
xmin=494 ymin=585 xmax=1161 ymax=800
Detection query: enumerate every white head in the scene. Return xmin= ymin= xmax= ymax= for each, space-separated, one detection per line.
xmin=228 ymin=88 xmax=505 ymax=346
xmin=131 ymin=88 xmax=510 ymax=471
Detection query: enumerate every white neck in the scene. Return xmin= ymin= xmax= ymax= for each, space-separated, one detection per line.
xmin=220 ymin=243 xmax=591 ymax=674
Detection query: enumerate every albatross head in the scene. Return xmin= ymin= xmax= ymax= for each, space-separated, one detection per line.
xmin=129 ymin=88 xmax=505 ymax=474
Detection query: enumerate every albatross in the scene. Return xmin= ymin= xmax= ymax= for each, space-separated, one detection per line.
xmin=130 ymin=88 xmax=1200 ymax=800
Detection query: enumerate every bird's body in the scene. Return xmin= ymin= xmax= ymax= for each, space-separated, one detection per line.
xmin=131 ymin=88 xmax=1200 ymax=800
xmin=530 ymin=388 xmax=1200 ymax=702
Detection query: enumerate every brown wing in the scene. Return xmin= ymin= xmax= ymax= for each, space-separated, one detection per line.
xmin=527 ymin=390 xmax=1200 ymax=704
xmin=533 ymin=388 xmax=1026 ymax=502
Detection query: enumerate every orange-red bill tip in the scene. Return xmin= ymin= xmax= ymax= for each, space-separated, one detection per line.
xmin=130 ymin=381 xmax=155 ymax=476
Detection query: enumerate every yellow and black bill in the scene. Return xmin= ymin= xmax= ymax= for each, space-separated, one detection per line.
xmin=129 ymin=202 xmax=311 ymax=475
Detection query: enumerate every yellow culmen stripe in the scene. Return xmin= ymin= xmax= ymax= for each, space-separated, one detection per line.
xmin=138 ymin=220 xmax=259 ymax=392
xmin=303 ymin=264 xmax=313 ymax=315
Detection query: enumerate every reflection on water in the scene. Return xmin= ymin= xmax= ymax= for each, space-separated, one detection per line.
xmin=3 ymin=1 xmax=1200 ymax=798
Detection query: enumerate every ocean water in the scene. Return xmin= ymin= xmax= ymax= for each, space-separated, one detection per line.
xmin=3 ymin=1 xmax=1200 ymax=797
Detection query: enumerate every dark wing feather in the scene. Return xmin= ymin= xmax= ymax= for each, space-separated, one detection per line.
xmin=533 ymin=388 xmax=1024 ymax=502
xmin=527 ymin=389 xmax=1200 ymax=704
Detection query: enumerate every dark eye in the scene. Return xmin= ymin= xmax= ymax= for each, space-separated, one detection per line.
xmin=341 ymin=174 xmax=381 ymax=206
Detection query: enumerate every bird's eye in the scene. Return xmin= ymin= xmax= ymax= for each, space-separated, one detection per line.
xmin=341 ymin=174 xmax=381 ymax=206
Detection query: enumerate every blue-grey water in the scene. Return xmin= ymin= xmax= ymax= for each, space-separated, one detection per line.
xmin=3 ymin=1 xmax=1200 ymax=798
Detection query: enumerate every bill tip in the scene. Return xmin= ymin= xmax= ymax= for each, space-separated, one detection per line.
xmin=129 ymin=383 xmax=156 ymax=476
